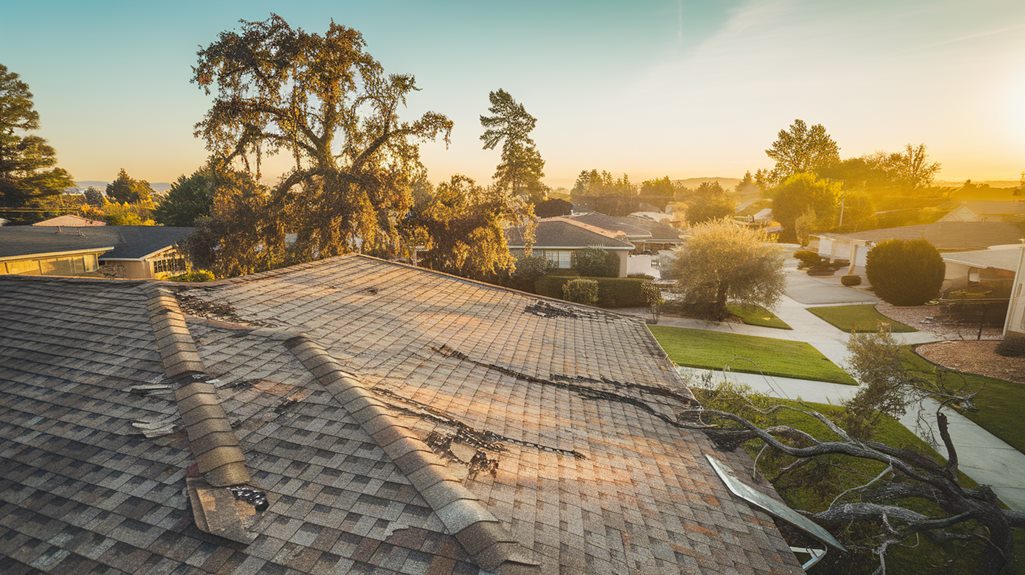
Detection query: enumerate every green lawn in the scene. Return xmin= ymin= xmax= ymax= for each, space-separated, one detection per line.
xmin=693 ymin=390 xmax=1025 ymax=574
xmin=648 ymin=326 xmax=856 ymax=385
xmin=902 ymin=346 xmax=1025 ymax=455
xmin=809 ymin=304 xmax=917 ymax=333
xmin=726 ymin=303 xmax=791 ymax=330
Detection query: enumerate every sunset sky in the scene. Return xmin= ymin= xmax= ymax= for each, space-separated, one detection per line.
xmin=2 ymin=0 xmax=1023 ymax=187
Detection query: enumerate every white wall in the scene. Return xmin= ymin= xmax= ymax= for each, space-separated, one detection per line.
xmin=627 ymin=254 xmax=660 ymax=279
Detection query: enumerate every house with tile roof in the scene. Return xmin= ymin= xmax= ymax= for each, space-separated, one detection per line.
xmin=0 ymin=255 xmax=804 ymax=574
xmin=0 ymin=225 xmax=193 ymax=278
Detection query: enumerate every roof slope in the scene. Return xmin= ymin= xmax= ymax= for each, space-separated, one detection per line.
xmin=821 ymin=221 xmax=1025 ymax=250
xmin=505 ymin=219 xmax=634 ymax=249
xmin=942 ymin=247 xmax=1024 ymax=272
xmin=178 ymin=255 xmax=800 ymax=573
xmin=0 ymin=256 xmax=802 ymax=574
xmin=32 ymin=214 xmax=106 ymax=227
xmin=568 ymin=213 xmax=683 ymax=243
xmin=0 ymin=225 xmax=193 ymax=259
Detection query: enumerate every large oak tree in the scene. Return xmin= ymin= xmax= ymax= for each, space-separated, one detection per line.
xmin=192 ymin=15 xmax=453 ymax=265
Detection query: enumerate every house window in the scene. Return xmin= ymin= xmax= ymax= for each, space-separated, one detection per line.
xmin=540 ymin=250 xmax=572 ymax=269
xmin=152 ymin=256 xmax=187 ymax=275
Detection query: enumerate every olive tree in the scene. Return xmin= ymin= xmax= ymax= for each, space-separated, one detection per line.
xmin=669 ymin=218 xmax=785 ymax=320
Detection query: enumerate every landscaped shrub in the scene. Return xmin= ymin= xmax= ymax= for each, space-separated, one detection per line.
xmin=573 ymin=247 xmax=620 ymax=277
xmin=167 ymin=269 xmax=215 ymax=282
xmin=536 ymin=276 xmax=648 ymax=307
xmin=627 ymin=273 xmax=655 ymax=280
xmin=866 ymin=239 xmax=945 ymax=306
xmin=562 ymin=279 xmax=599 ymax=305
xmin=794 ymin=249 xmax=823 ymax=268
xmin=841 ymin=274 xmax=862 ymax=286
xmin=996 ymin=334 xmax=1025 ymax=357
xmin=506 ymin=255 xmax=551 ymax=292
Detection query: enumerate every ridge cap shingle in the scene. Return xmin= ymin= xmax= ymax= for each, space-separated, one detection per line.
xmin=146 ymin=287 xmax=266 ymax=543
xmin=285 ymin=335 xmax=541 ymax=574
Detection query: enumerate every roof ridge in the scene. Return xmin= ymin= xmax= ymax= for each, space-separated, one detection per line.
xmin=285 ymin=335 xmax=540 ymax=575
xmin=146 ymin=288 xmax=271 ymax=526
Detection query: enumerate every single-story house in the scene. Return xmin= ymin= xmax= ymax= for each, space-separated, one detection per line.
xmin=0 ymin=225 xmax=193 ymax=279
xmin=505 ymin=217 xmax=635 ymax=276
xmin=941 ymin=247 xmax=1022 ymax=294
xmin=814 ymin=221 xmax=1025 ymax=275
xmin=32 ymin=214 xmax=107 ymax=226
xmin=0 ymin=256 xmax=805 ymax=574
xmin=939 ymin=201 xmax=1025 ymax=223
xmin=566 ymin=212 xmax=684 ymax=254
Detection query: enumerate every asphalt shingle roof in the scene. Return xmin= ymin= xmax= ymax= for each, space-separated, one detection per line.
xmin=0 ymin=255 xmax=802 ymax=574
xmin=567 ymin=213 xmax=683 ymax=243
xmin=0 ymin=225 xmax=193 ymax=260
xmin=505 ymin=219 xmax=634 ymax=249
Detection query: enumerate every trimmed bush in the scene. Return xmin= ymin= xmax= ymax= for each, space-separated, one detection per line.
xmin=794 ymin=249 xmax=823 ymax=268
xmin=996 ymin=335 xmax=1025 ymax=358
xmin=562 ymin=279 xmax=599 ymax=305
xmin=866 ymin=239 xmax=945 ymax=306
xmin=167 ymin=269 xmax=215 ymax=282
xmin=841 ymin=274 xmax=862 ymax=286
xmin=507 ymin=255 xmax=551 ymax=292
xmin=537 ymin=276 xmax=648 ymax=308
xmin=628 ymin=273 xmax=655 ymax=280
xmin=573 ymin=247 xmax=620 ymax=277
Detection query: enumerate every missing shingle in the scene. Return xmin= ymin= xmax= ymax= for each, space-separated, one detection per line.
xmin=357 ymin=286 xmax=381 ymax=295
xmin=175 ymin=292 xmax=276 ymax=327
xmin=525 ymin=300 xmax=581 ymax=319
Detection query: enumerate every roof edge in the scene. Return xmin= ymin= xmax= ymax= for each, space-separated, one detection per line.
xmin=284 ymin=335 xmax=540 ymax=574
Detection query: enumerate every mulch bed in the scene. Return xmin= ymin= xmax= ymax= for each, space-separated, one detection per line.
xmin=916 ymin=340 xmax=1025 ymax=384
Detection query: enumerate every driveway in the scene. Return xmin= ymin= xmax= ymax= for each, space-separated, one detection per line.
xmin=784 ymin=267 xmax=879 ymax=305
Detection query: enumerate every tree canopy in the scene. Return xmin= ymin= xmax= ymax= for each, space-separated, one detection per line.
xmin=669 ymin=218 xmax=785 ymax=320
xmin=866 ymin=239 xmax=945 ymax=305
xmin=154 ymin=167 xmax=217 ymax=227
xmin=480 ymin=89 xmax=547 ymax=204
xmin=771 ymin=173 xmax=839 ymax=242
xmin=192 ymin=14 xmax=453 ymax=268
xmin=683 ymin=181 xmax=735 ymax=225
xmin=765 ymin=119 xmax=840 ymax=185
xmin=0 ymin=63 xmax=74 ymax=218
xmin=105 ymin=168 xmax=154 ymax=204
xmin=407 ymin=174 xmax=532 ymax=281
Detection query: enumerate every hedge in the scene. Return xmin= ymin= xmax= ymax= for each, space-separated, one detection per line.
xmin=536 ymin=276 xmax=648 ymax=307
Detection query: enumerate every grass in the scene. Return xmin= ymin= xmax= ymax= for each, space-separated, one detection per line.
xmin=648 ymin=326 xmax=856 ymax=385
xmin=726 ymin=303 xmax=791 ymax=330
xmin=694 ymin=390 xmax=1025 ymax=574
xmin=902 ymin=346 xmax=1025 ymax=455
xmin=809 ymin=304 xmax=917 ymax=333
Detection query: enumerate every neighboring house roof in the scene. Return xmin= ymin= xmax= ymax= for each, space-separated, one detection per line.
xmin=505 ymin=218 xmax=635 ymax=249
xmin=568 ymin=213 xmax=683 ymax=243
xmin=33 ymin=214 xmax=107 ymax=226
xmin=0 ymin=225 xmax=193 ymax=261
xmin=942 ymin=247 xmax=1024 ymax=272
xmin=0 ymin=255 xmax=802 ymax=574
xmin=946 ymin=201 xmax=1025 ymax=219
xmin=817 ymin=221 xmax=1025 ymax=251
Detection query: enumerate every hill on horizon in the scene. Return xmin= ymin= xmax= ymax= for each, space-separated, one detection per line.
xmin=74 ymin=180 xmax=172 ymax=193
